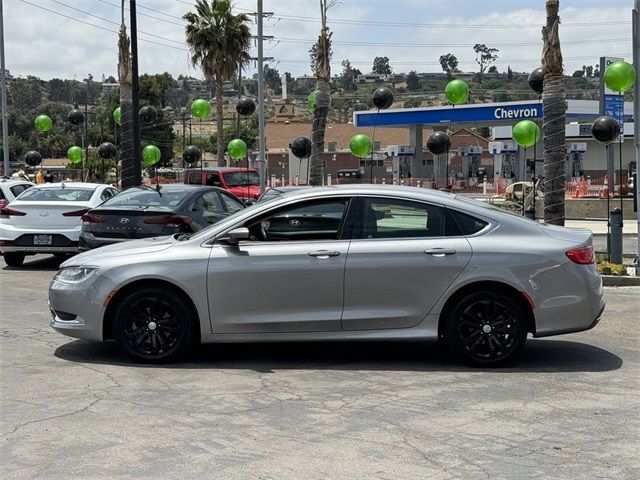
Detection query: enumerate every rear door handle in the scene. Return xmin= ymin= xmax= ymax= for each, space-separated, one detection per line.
xmin=424 ymin=248 xmax=456 ymax=256
xmin=308 ymin=250 xmax=341 ymax=258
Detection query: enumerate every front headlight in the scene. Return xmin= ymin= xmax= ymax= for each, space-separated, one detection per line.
xmin=54 ymin=266 xmax=99 ymax=284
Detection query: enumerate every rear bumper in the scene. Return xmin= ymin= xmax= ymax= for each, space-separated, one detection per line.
xmin=0 ymin=244 xmax=78 ymax=254
xmin=0 ymin=224 xmax=80 ymax=254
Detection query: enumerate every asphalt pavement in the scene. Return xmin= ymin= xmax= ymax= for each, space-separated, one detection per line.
xmin=1 ymin=255 xmax=639 ymax=479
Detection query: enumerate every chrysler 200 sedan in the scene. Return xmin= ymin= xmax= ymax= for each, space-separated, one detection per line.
xmin=49 ymin=185 xmax=604 ymax=366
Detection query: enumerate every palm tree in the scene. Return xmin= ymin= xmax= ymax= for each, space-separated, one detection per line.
xmin=117 ymin=5 xmax=134 ymax=188
xmin=309 ymin=0 xmax=338 ymax=186
xmin=184 ymin=0 xmax=251 ymax=166
xmin=542 ymin=0 xmax=566 ymax=225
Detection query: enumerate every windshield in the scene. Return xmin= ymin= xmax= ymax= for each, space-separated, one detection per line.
xmin=223 ymin=171 xmax=260 ymax=187
xmin=17 ymin=186 xmax=95 ymax=202
xmin=100 ymin=188 xmax=189 ymax=207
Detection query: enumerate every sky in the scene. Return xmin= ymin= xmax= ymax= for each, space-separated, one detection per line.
xmin=3 ymin=0 xmax=635 ymax=81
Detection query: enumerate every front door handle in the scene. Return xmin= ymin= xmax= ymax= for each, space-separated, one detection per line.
xmin=308 ymin=250 xmax=341 ymax=258
xmin=424 ymin=248 xmax=456 ymax=256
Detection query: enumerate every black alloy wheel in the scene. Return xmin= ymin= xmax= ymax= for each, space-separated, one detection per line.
xmin=3 ymin=252 xmax=25 ymax=267
xmin=114 ymin=288 xmax=195 ymax=362
xmin=445 ymin=291 xmax=528 ymax=366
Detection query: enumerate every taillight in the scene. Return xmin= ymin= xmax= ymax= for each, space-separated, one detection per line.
xmin=81 ymin=213 xmax=104 ymax=223
xmin=143 ymin=214 xmax=193 ymax=227
xmin=0 ymin=200 xmax=8 ymax=209
xmin=566 ymin=246 xmax=594 ymax=264
xmin=63 ymin=208 xmax=90 ymax=217
xmin=0 ymin=207 xmax=26 ymax=218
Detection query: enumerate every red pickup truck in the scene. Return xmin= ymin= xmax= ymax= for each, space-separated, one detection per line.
xmin=185 ymin=167 xmax=261 ymax=204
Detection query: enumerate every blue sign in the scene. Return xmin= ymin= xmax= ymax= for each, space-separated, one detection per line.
xmin=603 ymin=94 xmax=624 ymax=125
xmin=354 ymin=102 xmax=543 ymax=127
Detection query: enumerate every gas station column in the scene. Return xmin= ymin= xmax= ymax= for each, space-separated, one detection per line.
xmin=409 ymin=125 xmax=427 ymax=178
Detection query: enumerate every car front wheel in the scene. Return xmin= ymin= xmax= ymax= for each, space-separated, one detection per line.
xmin=445 ymin=291 xmax=528 ymax=366
xmin=113 ymin=288 xmax=196 ymax=363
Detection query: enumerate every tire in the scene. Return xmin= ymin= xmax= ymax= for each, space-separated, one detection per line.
xmin=3 ymin=252 xmax=25 ymax=267
xmin=113 ymin=287 xmax=196 ymax=363
xmin=445 ymin=291 xmax=528 ymax=366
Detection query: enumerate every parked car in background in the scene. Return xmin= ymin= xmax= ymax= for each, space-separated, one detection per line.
xmin=50 ymin=185 xmax=604 ymax=366
xmin=0 ymin=179 xmax=34 ymax=210
xmin=0 ymin=183 xmax=118 ymax=266
xmin=184 ymin=167 xmax=261 ymax=204
xmin=505 ymin=181 xmax=534 ymax=201
xmin=79 ymin=185 xmax=245 ymax=251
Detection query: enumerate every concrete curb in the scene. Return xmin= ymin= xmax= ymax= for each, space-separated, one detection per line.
xmin=602 ymin=275 xmax=640 ymax=287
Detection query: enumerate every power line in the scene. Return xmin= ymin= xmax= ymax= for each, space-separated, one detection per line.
xmin=50 ymin=0 xmax=186 ymax=45
xmin=18 ymin=0 xmax=187 ymax=51
xmin=97 ymin=0 xmax=185 ymax=26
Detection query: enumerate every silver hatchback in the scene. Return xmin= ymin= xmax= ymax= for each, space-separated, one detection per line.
xmin=49 ymin=185 xmax=604 ymax=366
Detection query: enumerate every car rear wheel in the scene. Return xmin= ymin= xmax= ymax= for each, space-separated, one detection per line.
xmin=113 ymin=288 xmax=195 ymax=363
xmin=445 ymin=291 xmax=528 ymax=366
xmin=3 ymin=253 xmax=25 ymax=267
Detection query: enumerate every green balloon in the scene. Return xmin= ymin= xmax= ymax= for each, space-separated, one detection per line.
xmin=191 ymin=99 xmax=211 ymax=118
xmin=307 ymin=91 xmax=316 ymax=111
xmin=113 ymin=107 xmax=121 ymax=125
xmin=349 ymin=134 xmax=373 ymax=158
xmin=142 ymin=145 xmax=161 ymax=165
xmin=228 ymin=138 xmax=247 ymax=159
xmin=67 ymin=146 xmax=84 ymax=164
xmin=445 ymin=79 xmax=469 ymax=105
xmin=604 ymin=60 xmax=636 ymax=93
xmin=512 ymin=120 xmax=540 ymax=148
xmin=35 ymin=115 xmax=52 ymax=132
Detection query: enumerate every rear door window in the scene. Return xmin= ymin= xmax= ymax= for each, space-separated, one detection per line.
xmin=447 ymin=209 xmax=489 ymax=235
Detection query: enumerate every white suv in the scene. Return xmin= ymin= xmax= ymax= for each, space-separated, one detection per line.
xmin=0 ymin=179 xmax=34 ymax=210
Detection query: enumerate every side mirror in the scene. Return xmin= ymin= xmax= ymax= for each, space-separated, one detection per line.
xmin=217 ymin=227 xmax=250 ymax=245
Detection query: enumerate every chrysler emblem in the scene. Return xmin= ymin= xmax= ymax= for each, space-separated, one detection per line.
xmin=119 ymin=217 xmax=130 ymax=224
xmin=39 ymin=211 xmax=49 ymax=217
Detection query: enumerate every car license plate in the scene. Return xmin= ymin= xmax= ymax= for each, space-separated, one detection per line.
xmin=34 ymin=235 xmax=52 ymax=245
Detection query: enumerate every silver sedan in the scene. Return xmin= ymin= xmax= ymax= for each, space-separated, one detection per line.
xmin=49 ymin=185 xmax=605 ymax=366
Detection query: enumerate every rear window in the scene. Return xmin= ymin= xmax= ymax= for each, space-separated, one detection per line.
xmin=223 ymin=171 xmax=260 ymax=186
xmin=101 ymin=188 xmax=190 ymax=207
xmin=448 ymin=209 xmax=489 ymax=235
xmin=18 ymin=187 xmax=95 ymax=202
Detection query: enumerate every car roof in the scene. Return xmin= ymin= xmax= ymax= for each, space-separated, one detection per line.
xmin=124 ymin=184 xmax=222 ymax=192
xmin=186 ymin=167 xmax=258 ymax=173
xmin=0 ymin=179 xmax=34 ymax=187
xmin=28 ymin=182 xmax=104 ymax=189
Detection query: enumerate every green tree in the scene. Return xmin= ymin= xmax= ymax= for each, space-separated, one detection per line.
xmin=372 ymin=56 xmax=392 ymax=75
xmin=572 ymin=69 xmax=584 ymax=77
xmin=339 ymin=59 xmax=359 ymax=91
xmin=309 ymin=0 xmax=338 ymax=185
xmin=139 ymin=73 xmax=175 ymax=107
xmin=541 ymin=0 xmax=566 ymax=225
xmin=263 ymin=64 xmax=282 ymax=95
xmin=507 ymin=65 xmax=513 ymax=81
xmin=439 ymin=53 xmax=459 ymax=79
xmin=473 ymin=43 xmax=499 ymax=84
xmin=7 ymin=77 xmax=44 ymax=110
xmin=406 ymin=71 xmax=421 ymax=91
xmin=0 ymin=134 xmax=26 ymax=164
xmin=184 ymin=0 xmax=251 ymax=165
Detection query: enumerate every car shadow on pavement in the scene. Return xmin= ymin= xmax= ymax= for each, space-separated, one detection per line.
xmin=54 ymin=338 xmax=623 ymax=373
xmin=1 ymin=254 xmax=65 ymax=271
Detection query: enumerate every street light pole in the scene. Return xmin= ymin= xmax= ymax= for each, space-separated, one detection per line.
xmin=0 ymin=0 xmax=9 ymax=177
xmin=633 ymin=0 xmax=639 ymax=275
xmin=130 ymin=0 xmax=141 ymax=185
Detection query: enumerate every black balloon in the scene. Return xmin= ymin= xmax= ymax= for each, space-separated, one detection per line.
xmin=426 ymin=131 xmax=451 ymax=155
xmin=98 ymin=142 xmax=117 ymax=159
xmin=372 ymin=87 xmax=394 ymax=109
xmin=67 ymin=109 xmax=85 ymax=126
xmin=290 ymin=137 xmax=312 ymax=158
xmin=24 ymin=151 xmax=42 ymax=167
xmin=139 ymin=105 xmax=157 ymax=124
xmin=591 ymin=116 xmax=621 ymax=143
xmin=182 ymin=145 xmax=202 ymax=164
xmin=236 ymin=97 xmax=256 ymax=116
xmin=528 ymin=68 xmax=544 ymax=94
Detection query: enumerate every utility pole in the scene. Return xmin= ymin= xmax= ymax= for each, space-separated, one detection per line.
xmin=633 ymin=0 xmax=639 ymax=275
xmin=130 ymin=0 xmax=141 ymax=185
xmin=257 ymin=0 xmax=266 ymax=194
xmin=0 ymin=0 xmax=9 ymax=177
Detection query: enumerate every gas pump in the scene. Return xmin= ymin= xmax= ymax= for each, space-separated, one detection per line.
xmin=566 ymin=142 xmax=587 ymax=180
xmin=488 ymin=141 xmax=517 ymax=178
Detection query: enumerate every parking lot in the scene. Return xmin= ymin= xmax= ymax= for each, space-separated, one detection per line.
xmin=1 ymin=255 xmax=639 ymax=479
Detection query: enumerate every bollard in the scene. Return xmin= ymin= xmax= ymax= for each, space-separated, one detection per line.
xmin=610 ymin=208 xmax=623 ymax=264
xmin=327 ymin=173 xmax=332 ymax=186
xmin=524 ymin=207 xmax=535 ymax=220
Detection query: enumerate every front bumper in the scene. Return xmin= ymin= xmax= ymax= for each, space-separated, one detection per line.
xmin=49 ymin=272 xmax=119 ymax=341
